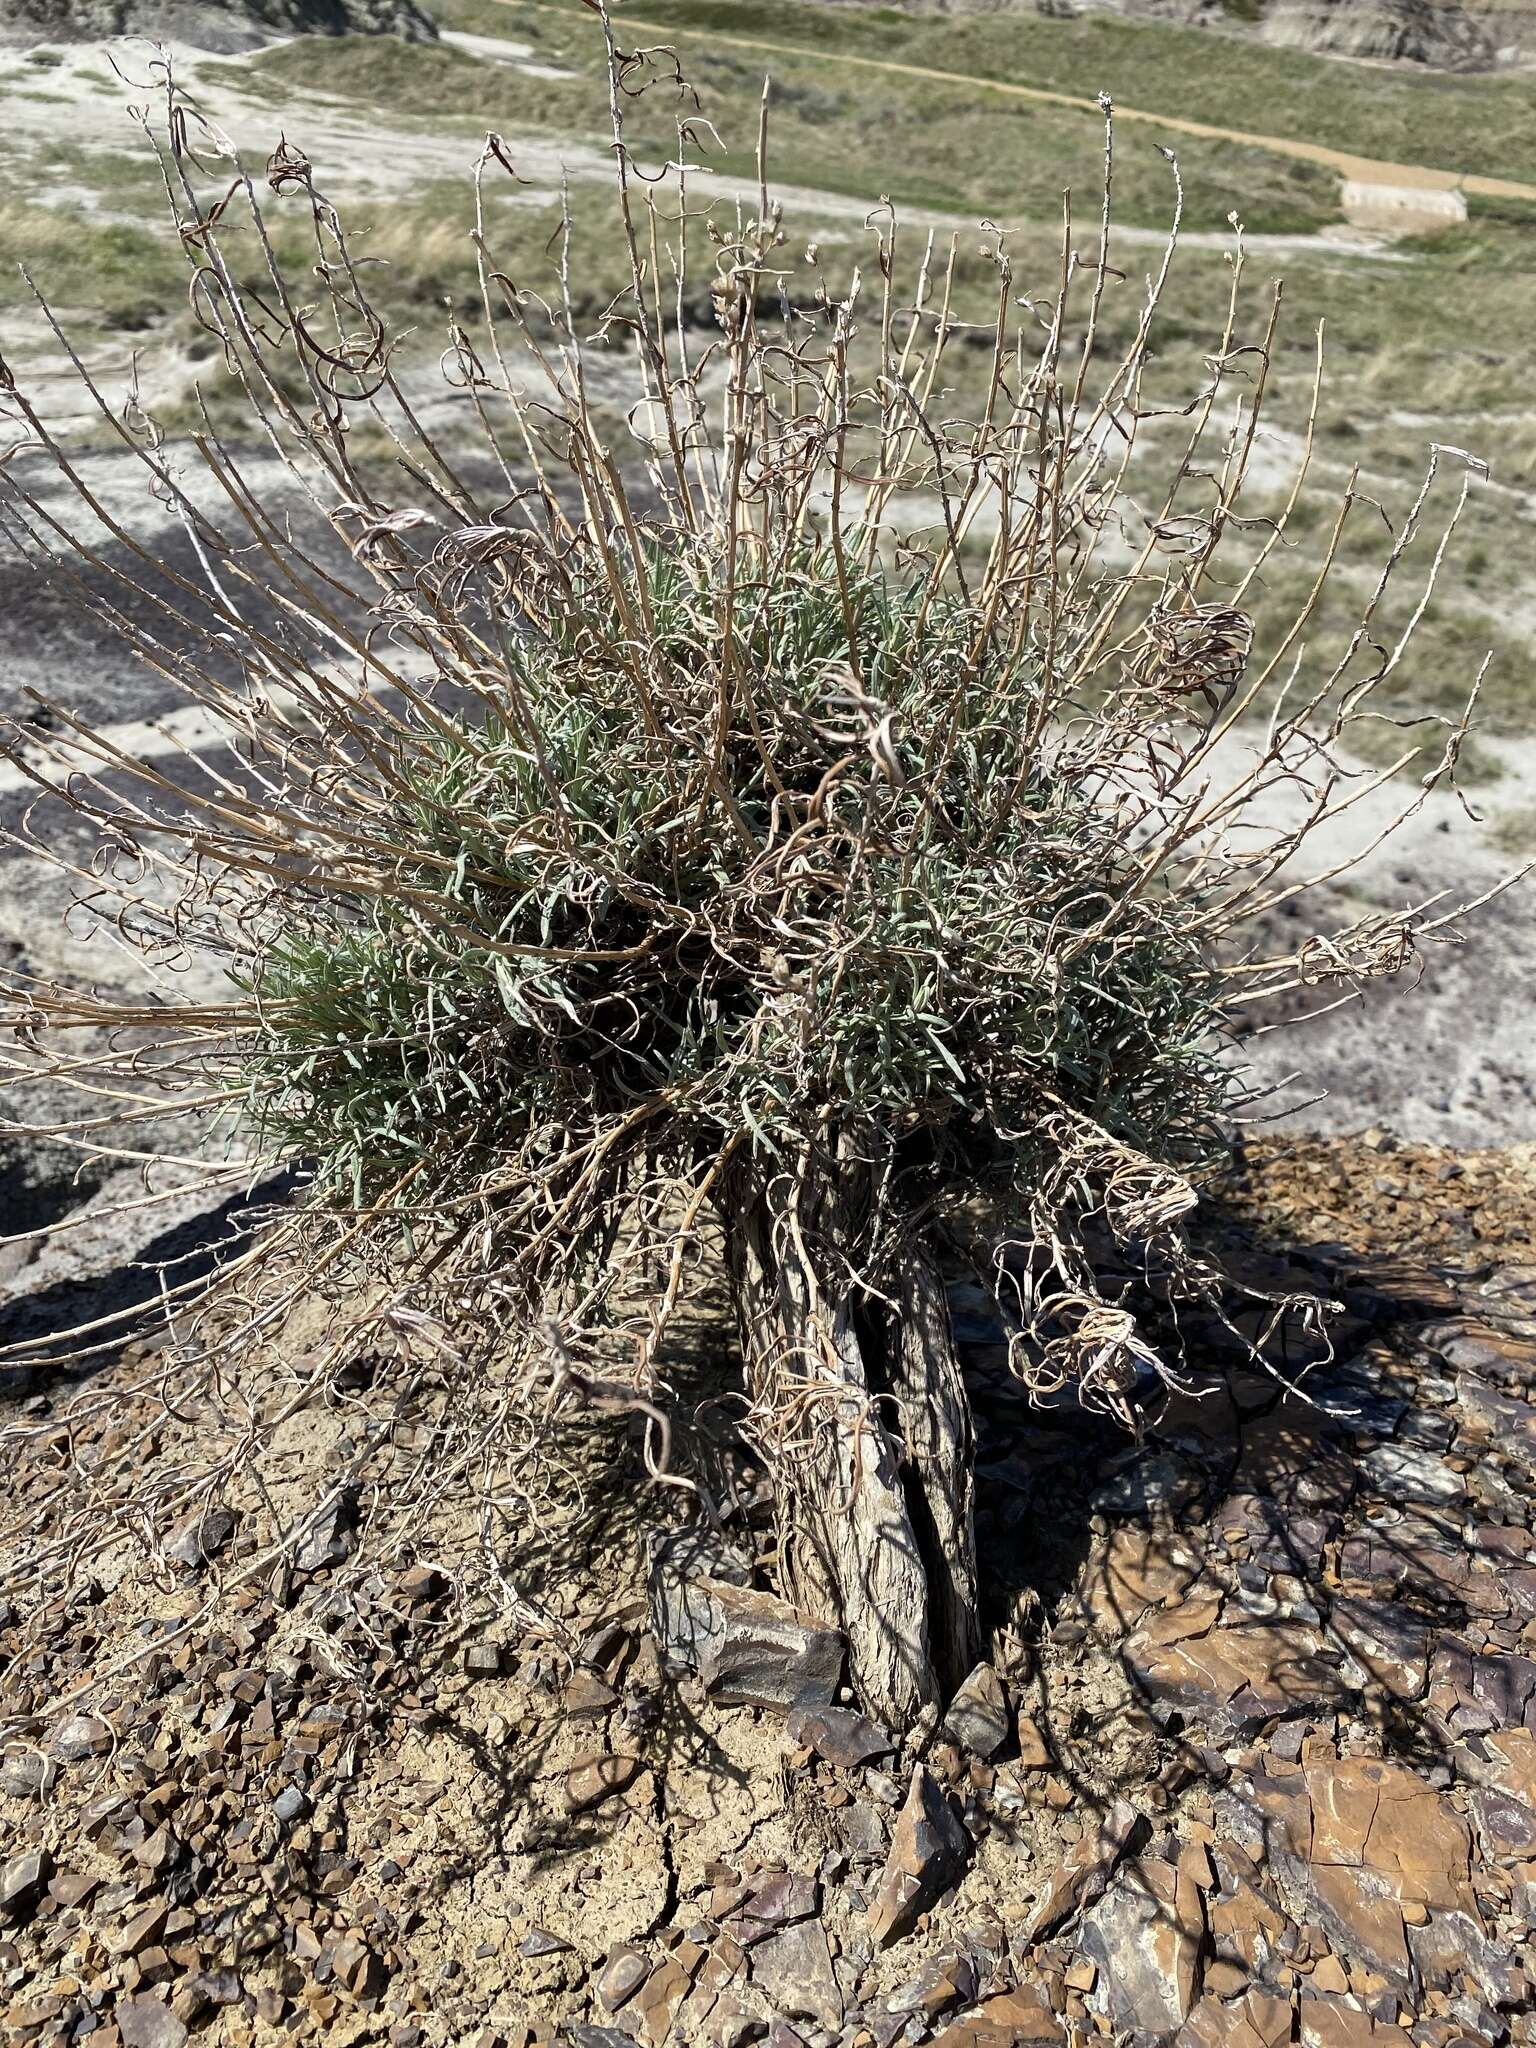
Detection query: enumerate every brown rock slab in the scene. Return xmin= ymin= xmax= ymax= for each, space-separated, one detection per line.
xmin=1125 ymin=1610 xmax=1345 ymax=1737
xmin=866 ymin=1764 xmax=970 ymax=1947
xmin=1257 ymin=1758 xmax=1473 ymax=1994
xmin=1080 ymin=1855 xmax=1204 ymax=2036
xmin=116 ymin=1997 xmax=188 ymax=2048
xmin=1079 ymin=1524 xmax=1205 ymax=1636
xmin=1329 ymin=1595 xmax=1430 ymax=1700
xmin=114 ymin=1904 xmax=170 ymax=1958
xmin=1177 ymin=1989 xmax=1291 ymax=2048
xmin=564 ymin=1671 xmax=619 ymax=1720
xmin=1022 ymin=1796 xmax=1143 ymax=1940
xmin=1296 ymin=1996 xmax=1399 ymax=2046
xmin=932 ymin=1988 xmax=1064 ymax=2046
xmin=632 ymin=1955 xmax=696 ymax=2047
xmin=749 ymin=1917 xmax=843 ymax=2031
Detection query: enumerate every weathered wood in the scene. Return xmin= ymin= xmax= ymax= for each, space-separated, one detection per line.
xmin=886 ymin=1247 xmax=980 ymax=1695
xmin=724 ymin=1160 xmax=939 ymax=1729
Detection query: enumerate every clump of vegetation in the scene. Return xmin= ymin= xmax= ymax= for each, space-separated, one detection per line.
xmin=0 ymin=21 xmax=1500 ymax=1725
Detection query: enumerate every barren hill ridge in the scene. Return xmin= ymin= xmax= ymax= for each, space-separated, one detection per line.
xmin=0 ymin=0 xmax=434 ymax=49
xmin=921 ymin=0 xmax=1527 ymax=70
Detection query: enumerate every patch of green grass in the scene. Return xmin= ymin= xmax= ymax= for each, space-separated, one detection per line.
xmin=0 ymin=140 xmax=166 ymax=201
xmin=0 ymin=202 xmax=181 ymax=327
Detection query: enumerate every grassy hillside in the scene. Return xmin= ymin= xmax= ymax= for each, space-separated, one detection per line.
xmin=231 ymin=12 xmax=1339 ymax=232
xmin=501 ymin=0 xmax=1536 ymax=184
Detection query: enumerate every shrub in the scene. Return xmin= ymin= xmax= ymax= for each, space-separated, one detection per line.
xmin=0 ymin=23 xmax=1498 ymax=1725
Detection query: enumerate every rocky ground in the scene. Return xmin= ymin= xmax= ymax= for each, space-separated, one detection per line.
xmin=3 ymin=1132 xmax=1536 ymax=2048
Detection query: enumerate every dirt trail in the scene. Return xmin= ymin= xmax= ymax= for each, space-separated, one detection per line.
xmin=508 ymin=0 xmax=1536 ymax=204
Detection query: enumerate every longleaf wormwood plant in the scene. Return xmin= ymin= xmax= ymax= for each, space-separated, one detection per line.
xmin=0 ymin=27 xmax=1506 ymax=1725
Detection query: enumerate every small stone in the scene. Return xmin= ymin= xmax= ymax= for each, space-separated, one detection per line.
xmin=0 ymin=1848 xmax=53 ymax=1921
xmin=520 ymin=1927 xmax=572 ymax=1958
xmin=133 ymin=1825 xmax=179 ymax=1874
xmin=48 ymin=1871 xmax=101 ymax=1908
xmin=51 ymin=1714 xmax=111 ymax=1762
xmin=0 ymin=1750 xmax=56 ymax=1799
xmin=596 ymin=1945 xmax=650 ymax=2011
xmin=1015 ymin=1714 xmax=1051 ymax=1771
xmin=331 ymin=1933 xmax=386 ymax=2000
xmin=166 ymin=1505 xmax=237 ymax=1570
xmin=940 ymin=1664 xmax=1010 ymax=1760
xmin=293 ymin=1492 xmax=357 ymax=1573
xmin=115 ymin=1903 xmax=170 ymax=1957
xmin=397 ymin=1562 xmax=448 ymax=1605
xmin=785 ymin=1696 xmax=893 ymax=1769
xmin=272 ymin=1787 xmax=308 ymax=1824
xmin=565 ymin=1670 xmax=619 ymax=1718
xmin=463 ymin=1643 xmax=504 ymax=1678
xmin=886 ymin=1950 xmax=977 ymax=2019
xmin=116 ymin=1996 xmax=188 ymax=2048
xmin=649 ymin=1533 xmax=842 ymax=1710
xmin=721 ymin=1870 xmax=818 ymax=1945
xmin=866 ymin=1765 xmax=969 ymax=1947
xmin=564 ymin=1751 xmax=642 ymax=1813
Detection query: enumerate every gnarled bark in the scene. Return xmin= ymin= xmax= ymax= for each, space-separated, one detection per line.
xmin=885 ymin=1248 xmax=980 ymax=1694
xmin=722 ymin=1155 xmax=978 ymax=1729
